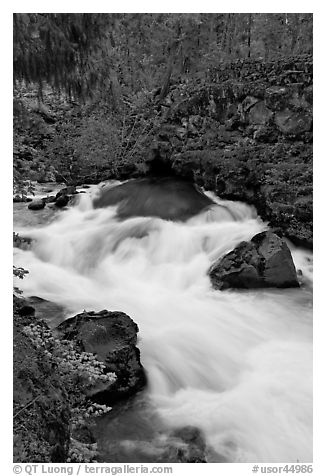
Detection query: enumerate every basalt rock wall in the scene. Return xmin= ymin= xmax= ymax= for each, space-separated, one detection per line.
xmin=139 ymin=55 xmax=313 ymax=248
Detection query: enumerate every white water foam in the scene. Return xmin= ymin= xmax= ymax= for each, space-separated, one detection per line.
xmin=13 ymin=185 xmax=313 ymax=463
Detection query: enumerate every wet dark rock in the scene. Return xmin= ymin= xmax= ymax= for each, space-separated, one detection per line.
xmin=55 ymin=195 xmax=69 ymax=208
xmin=56 ymin=310 xmax=146 ymax=403
xmin=209 ymin=231 xmax=299 ymax=290
xmin=93 ymin=177 xmax=213 ymax=221
xmin=170 ymin=426 xmax=207 ymax=463
xmin=56 ymin=186 xmax=77 ymax=198
xmin=28 ymin=199 xmax=46 ymax=211
xmin=42 ymin=195 xmax=57 ymax=204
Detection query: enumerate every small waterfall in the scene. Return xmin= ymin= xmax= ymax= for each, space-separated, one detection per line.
xmin=13 ymin=180 xmax=312 ymax=463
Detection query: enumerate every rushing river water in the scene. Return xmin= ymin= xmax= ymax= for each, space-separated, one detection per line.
xmin=13 ymin=179 xmax=313 ymax=463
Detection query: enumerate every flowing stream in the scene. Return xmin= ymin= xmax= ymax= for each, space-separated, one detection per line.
xmin=13 ymin=179 xmax=313 ymax=463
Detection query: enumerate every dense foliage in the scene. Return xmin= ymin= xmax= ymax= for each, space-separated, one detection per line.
xmin=13 ymin=14 xmax=110 ymax=100
xmin=13 ymin=295 xmax=115 ymax=462
xmin=14 ymin=13 xmax=312 ymax=103
xmin=13 ymin=14 xmax=313 ymax=245
xmin=13 ymin=13 xmax=313 ymax=181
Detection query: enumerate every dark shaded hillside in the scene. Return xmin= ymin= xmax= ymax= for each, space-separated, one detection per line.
xmin=13 ymin=54 xmax=313 ymax=248
xmin=129 ymin=54 xmax=313 ymax=248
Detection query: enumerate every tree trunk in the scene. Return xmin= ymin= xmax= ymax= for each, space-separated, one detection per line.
xmin=109 ymin=68 xmax=121 ymax=111
xmin=290 ymin=14 xmax=299 ymax=53
xmin=106 ymin=33 xmax=121 ymax=111
xmin=158 ymin=22 xmax=181 ymax=103
xmin=247 ymin=13 xmax=252 ymax=58
xmin=158 ymin=60 xmax=173 ymax=103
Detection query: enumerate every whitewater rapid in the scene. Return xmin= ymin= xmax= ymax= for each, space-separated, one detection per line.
xmin=13 ymin=183 xmax=313 ymax=463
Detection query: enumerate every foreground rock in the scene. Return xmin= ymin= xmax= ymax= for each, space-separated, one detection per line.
xmin=14 ymin=296 xmax=145 ymax=462
xmin=28 ymin=199 xmax=45 ymax=210
xmin=209 ymin=231 xmax=299 ymax=290
xmin=56 ymin=310 xmax=146 ymax=402
xmin=42 ymin=195 xmax=56 ymax=204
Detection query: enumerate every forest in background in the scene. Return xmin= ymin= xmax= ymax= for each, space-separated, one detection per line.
xmin=14 ymin=13 xmax=313 ymax=100
xmin=13 ymin=13 xmax=313 ymax=247
xmin=13 ymin=13 xmax=313 ymax=189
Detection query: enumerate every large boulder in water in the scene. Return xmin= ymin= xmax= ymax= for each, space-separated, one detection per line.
xmin=93 ymin=177 xmax=214 ymax=221
xmin=55 ymin=195 xmax=69 ymax=208
xmin=56 ymin=186 xmax=77 ymax=198
xmin=209 ymin=231 xmax=299 ymax=290
xmin=56 ymin=310 xmax=146 ymax=402
xmin=42 ymin=195 xmax=56 ymax=204
xmin=54 ymin=186 xmax=77 ymax=208
xmin=28 ymin=199 xmax=45 ymax=210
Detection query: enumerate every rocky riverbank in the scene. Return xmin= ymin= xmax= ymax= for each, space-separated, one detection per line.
xmin=13 ymin=54 xmax=313 ymax=248
xmin=131 ymin=55 xmax=313 ymax=248
xmin=13 ymin=295 xmax=145 ymax=463
xmin=13 ymin=293 xmax=209 ymax=463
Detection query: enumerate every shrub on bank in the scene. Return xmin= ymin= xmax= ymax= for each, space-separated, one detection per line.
xmin=14 ymin=298 xmax=115 ymax=463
